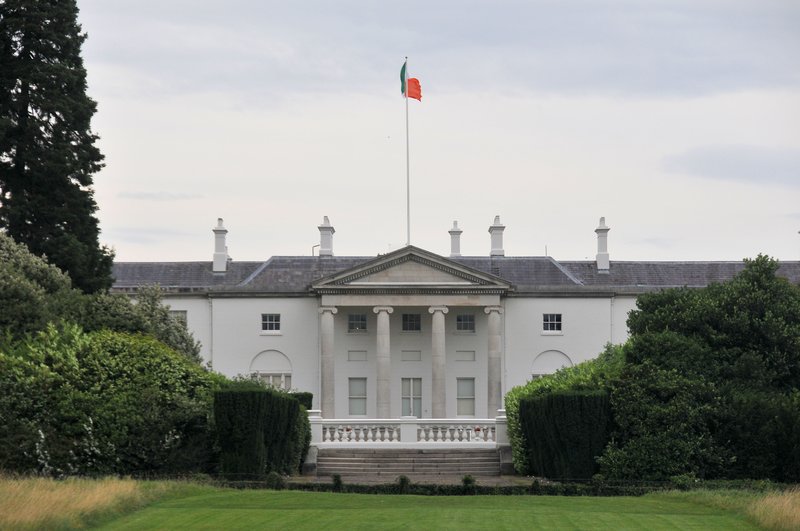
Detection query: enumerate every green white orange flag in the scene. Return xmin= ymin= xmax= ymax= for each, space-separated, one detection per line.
xmin=400 ymin=61 xmax=422 ymax=101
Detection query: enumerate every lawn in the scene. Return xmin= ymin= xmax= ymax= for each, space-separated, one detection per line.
xmin=97 ymin=489 xmax=759 ymax=530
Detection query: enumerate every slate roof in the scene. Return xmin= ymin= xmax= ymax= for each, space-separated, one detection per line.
xmin=112 ymin=255 xmax=800 ymax=295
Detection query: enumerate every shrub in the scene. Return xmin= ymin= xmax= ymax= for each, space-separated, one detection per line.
xmin=505 ymin=344 xmax=623 ymax=474
xmin=519 ymin=390 xmax=611 ymax=480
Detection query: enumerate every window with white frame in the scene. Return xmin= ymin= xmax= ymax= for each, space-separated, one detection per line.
xmin=253 ymin=372 xmax=292 ymax=390
xmin=456 ymin=314 xmax=475 ymax=332
xmin=168 ymin=310 xmax=187 ymax=325
xmin=457 ymin=378 xmax=475 ymax=416
xmin=348 ymin=377 xmax=367 ymax=415
xmin=401 ymin=377 xmax=422 ymax=417
xmin=402 ymin=313 xmax=421 ymax=332
xmin=348 ymin=313 xmax=367 ymax=333
xmin=543 ymin=313 xmax=562 ymax=332
xmin=261 ymin=313 xmax=281 ymax=331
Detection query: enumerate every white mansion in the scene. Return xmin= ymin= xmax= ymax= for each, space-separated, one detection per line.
xmin=112 ymin=217 xmax=800 ymax=423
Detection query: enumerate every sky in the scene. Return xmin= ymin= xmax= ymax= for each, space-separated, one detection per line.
xmin=76 ymin=0 xmax=800 ymax=263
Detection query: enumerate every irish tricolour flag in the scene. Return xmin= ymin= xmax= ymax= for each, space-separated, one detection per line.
xmin=400 ymin=61 xmax=422 ymax=101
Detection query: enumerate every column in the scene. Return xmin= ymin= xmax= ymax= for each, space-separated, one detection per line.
xmin=319 ymin=306 xmax=338 ymax=418
xmin=485 ymin=305 xmax=504 ymax=416
xmin=429 ymin=306 xmax=449 ymax=418
xmin=373 ymin=306 xmax=394 ymax=418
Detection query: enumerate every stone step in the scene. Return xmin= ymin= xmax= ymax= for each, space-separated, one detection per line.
xmin=316 ymin=448 xmax=501 ymax=477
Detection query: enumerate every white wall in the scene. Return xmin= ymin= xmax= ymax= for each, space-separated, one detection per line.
xmin=161 ymin=296 xmax=212 ymax=363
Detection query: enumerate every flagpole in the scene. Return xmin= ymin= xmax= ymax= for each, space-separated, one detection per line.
xmin=405 ymin=56 xmax=411 ymax=246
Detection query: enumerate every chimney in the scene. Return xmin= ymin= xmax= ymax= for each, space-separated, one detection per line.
xmin=318 ymin=216 xmax=335 ymax=256
xmin=488 ymin=215 xmax=505 ymax=256
xmin=595 ymin=217 xmax=610 ymax=272
xmin=449 ymin=221 xmax=463 ymax=257
xmin=212 ymin=218 xmax=228 ymax=273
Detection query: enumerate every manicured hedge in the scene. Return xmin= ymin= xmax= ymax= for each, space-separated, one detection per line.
xmin=289 ymin=392 xmax=313 ymax=410
xmin=519 ymin=390 xmax=612 ymax=480
xmin=214 ymin=388 xmax=311 ymax=478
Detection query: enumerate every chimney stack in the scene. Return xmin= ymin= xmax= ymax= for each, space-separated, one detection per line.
xmin=318 ymin=216 xmax=335 ymax=256
xmin=212 ymin=218 xmax=228 ymax=273
xmin=595 ymin=217 xmax=610 ymax=272
xmin=449 ymin=221 xmax=463 ymax=257
xmin=488 ymin=215 xmax=505 ymax=256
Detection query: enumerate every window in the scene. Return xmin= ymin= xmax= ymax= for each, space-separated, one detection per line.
xmin=348 ymin=313 xmax=367 ymax=333
xmin=254 ymin=372 xmax=292 ymax=390
xmin=261 ymin=313 xmax=281 ymax=332
xmin=455 ymin=350 xmax=476 ymax=362
xmin=348 ymin=378 xmax=367 ymax=415
xmin=456 ymin=314 xmax=475 ymax=332
xmin=402 ymin=313 xmax=421 ymax=332
xmin=168 ymin=310 xmax=187 ymax=325
xmin=401 ymin=350 xmax=421 ymax=361
xmin=401 ymin=378 xmax=422 ymax=417
xmin=457 ymin=378 xmax=475 ymax=416
xmin=543 ymin=313 xmax=562 ymax=332
xmin=347 ymin=350 xmax=367 ymax=361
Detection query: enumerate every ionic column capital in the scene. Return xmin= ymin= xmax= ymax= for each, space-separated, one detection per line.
xmin=319 ymin=306 xmax=338 ymax=315
xmin=484 ymin=305 xmax=504 ymax=315
xmin=428 ymin=305 xmax=449 ymax=315
xmin=373 ymin=306 xmax=394 ymax=314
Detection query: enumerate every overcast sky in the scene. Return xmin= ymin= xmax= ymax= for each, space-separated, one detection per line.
xmin=77 ymin=0 xmax=800 ymax=263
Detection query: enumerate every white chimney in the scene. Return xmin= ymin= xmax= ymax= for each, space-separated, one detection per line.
xmin=449 ymin=221 xmax=463 ymax=257
xmin=488 ymin=215 xmax=505 ymax=256
xmin=318 ymin=216 xmax=335 ymax=256
xmin=212 ymin=218 xmax=228 ymax=273
xmin=595 ymin=217 xmax=610 ymax=272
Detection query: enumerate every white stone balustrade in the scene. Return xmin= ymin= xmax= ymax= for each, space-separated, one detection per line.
xmin=308 ymin=409 xmax=509 ymax=449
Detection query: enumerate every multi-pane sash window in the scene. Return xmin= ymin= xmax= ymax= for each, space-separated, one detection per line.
xmin=349 ymin=378 xmax=367 ymax=415
xmin=542 ymin=313 xmax=562 ymax=332
xmin=261 ymin=313 xmax=281 ymax=331
xmin=254 ymin=372 xmax=292 ymax=390
xmin=402 ymin=313 xmax=421 ymax=331
xmin=457 ymin=378 xmax=475 ymax=416
xmin=348 ymin=313 xmax=367 ymax=333
xmin=168 ymin=310 xmax=187 ymax=325
xmin=456 ymin=314 xmax=475 ymax=332
xmin=401 ymin=378 xmax=422 ymax=417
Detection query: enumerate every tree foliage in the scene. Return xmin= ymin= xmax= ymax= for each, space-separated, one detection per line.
xmin=0 ymin=0 xmax=113 ymax=293
xmin=601 ymin=255 xmax=800 ymax=481
xmin=0 ymin=233 xmax=201 ymax=362
xmin=0 ymin=325 xmax=224 ymax=475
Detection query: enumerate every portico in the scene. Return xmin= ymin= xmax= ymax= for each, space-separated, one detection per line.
xmin=312 ymin=246 xmax=511 ymax=420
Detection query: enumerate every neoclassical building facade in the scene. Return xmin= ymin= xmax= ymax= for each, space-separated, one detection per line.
xmin=112 ymin=217 xmax=800 ymax=421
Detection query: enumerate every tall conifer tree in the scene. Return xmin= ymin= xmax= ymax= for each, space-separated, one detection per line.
xmin=0 ymin=0 xmax=113 ymax=293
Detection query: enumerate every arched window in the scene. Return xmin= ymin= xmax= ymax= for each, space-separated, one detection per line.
xmin=250 ymin=350 xmax=293 ymax=390
xmin=531 ymin=350 xmax=573 ymax=380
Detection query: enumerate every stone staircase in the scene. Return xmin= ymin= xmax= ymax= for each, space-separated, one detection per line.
xmin=316 ymin=448 xmax=501 ymax=477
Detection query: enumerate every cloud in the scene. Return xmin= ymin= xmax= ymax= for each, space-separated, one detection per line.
xmin=79 ymin=0 xmax=800 ymax=101
xmin=118 ymin=191 xmax=203 ymax=201
xmin=106 ymin=227 xmax=193 ymax=245
xmin=663 ymin=145 xmax=800 ymax=186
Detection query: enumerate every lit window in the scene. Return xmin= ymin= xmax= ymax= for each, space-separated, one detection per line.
xmin=543 ymin=313 xmax=562 ymax=332
xmin=401 ymin=378 xmax=422 ymax=417
xmin=348 ymin=314 xmax=367 ymax=333
xmin=261 ymin=313 xmax=281 ymax=331
xmin=457 ymin=378 xmax=475 ymax=416
xmin=456 ymin=314 xmax=475 ymax=332
xmin=349 ymin=378 xmax=367 ymax=415
xmin=402 ymin=313 xmax=421 ymax=331
xmin=253 ymin=372 xmax=292 ymax=391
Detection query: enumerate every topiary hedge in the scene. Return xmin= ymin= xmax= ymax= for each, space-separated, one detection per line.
xmin=518 ymin=390 xmax=611 ymax=480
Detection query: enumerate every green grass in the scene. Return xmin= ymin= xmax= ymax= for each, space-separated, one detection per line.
xmin=96 ymin=488 xmax=759 ymax=530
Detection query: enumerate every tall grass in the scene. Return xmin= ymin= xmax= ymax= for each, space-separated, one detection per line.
xmin=747 ymin=487 xmax=800 ymax=531
xmin=0 ymin=476 xmax=175 ymax=530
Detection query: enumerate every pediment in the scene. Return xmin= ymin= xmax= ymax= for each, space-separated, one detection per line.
xmin=312 ymin=246 xmax=511 ymax=294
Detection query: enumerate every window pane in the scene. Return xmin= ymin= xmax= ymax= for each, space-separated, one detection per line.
xmin=457 ymin=378 xmax=475 ymax=398
xmin=284 ymin=375 xmax=291 ymax=389
xmin=413 ymin=397 xmax=422 ymax=417
xmin=456 ymin=314 xmax=475 ymax=332
xmin=348 ymin=313 xmax=367 ymax=332
xmin=402 ymin=378 xmax=410 ymax=396
xmin=402 ymin=314 xmax=421 ymax=331
xmin=402 ymin=397 xmax=411 ymax=416
xmin=261 ymin=313 xmax=280 ymax=331
xmin=412 ymin=378 xmax=421 ymax=395
xmin=457 ymin=398 xmax=475 ymax=416
xmin=350 ymin=398 xmax=366 ymax=415
xmin=349 ymin=377 xmax=366 ymax=396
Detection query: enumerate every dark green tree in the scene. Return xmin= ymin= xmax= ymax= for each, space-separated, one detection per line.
xmin=0 ymin=0 xmax=113 ymax=293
